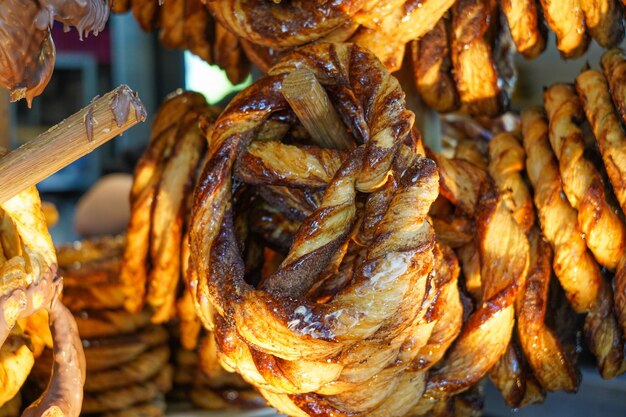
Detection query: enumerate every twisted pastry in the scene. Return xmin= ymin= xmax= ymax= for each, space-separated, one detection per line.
xmin=486 ymin=131 xmax=540 ymax=407
xmin=0 ymin=0 xmax=108 ymax=104
xmin=410 ymin=17 xmax=460 ymax=113
xmin=522 ymin=106 xmax=626 ymax=379
xmin=576 ymin=69 xmax=626 ymax=337
xmin=538 ymin=0 xmax=589 ymax=58
xmin=206 ymin=0 xmax=365 ymax=49
xmin=501 ymin=0 xmax=546 ymax=59
xmin=350 ymin=0 xmax=455 ymax=71
xmin=602 ymin=48 xmax=626 ymax=125
xmin=579 ymin=0 xmax=624 ymax=48
xmin=190 ymin=42 xmax=448 ymax=416
xmin=517 ymin=230 xmax=580 ymax=392
xmin=424 ymin=154 xmax=529 ymax=399
xmin=0 ymin=184 xmax=87 ymax=417
xmin=487 ymin=132 xmax=534 ymax=233
xmin=450 ymin=0 xmax=507 ymax=116
xmin=84 ymin=345 xmax=170 ymax=392
xmin=81 ymin=366 xmax=171 ymax=414
xmin=121 ymin=92 xmax=212 ymax=317
xmin=544 ymin=83 xmax=626 ymax=270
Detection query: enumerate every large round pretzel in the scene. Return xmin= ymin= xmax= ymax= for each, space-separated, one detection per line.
xmin=189 ymin=43 xmax=445 ymax=416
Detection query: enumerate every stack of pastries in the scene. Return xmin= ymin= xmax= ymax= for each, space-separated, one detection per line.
xmin=170 ymin=331 xmax=265 ymax=410
xmin=29 ymin=236 xmax=172 ymax=417
xmin=119 ymin=42 xmax=626 ymax=416
xmin=110 ymin=0 xmax=626 ymax=116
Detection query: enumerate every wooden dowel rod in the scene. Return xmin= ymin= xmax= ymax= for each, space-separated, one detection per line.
xmin=281 ymin=69 xmax=354 ymax=150
xmin=0 ymin=84 xmax=146 ymax=204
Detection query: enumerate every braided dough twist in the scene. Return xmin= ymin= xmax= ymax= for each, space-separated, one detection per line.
xmin=522 ymin=106 xmax=626 ymax=379
xmin=189 ymin=42 xmax=446 ymax=416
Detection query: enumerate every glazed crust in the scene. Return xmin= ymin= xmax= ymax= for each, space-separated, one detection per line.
xmin=538 ymin=0 xmax=589 ymax=58
xmin=450 ymin=0 xmax=504 ymax=116
xmin=544 ymin=83 xmax=626 ymax=270
xmin=411 ymin=18 xmax=460 ymax=113
xmin=501 ymin=0 xmax=546 ymax=58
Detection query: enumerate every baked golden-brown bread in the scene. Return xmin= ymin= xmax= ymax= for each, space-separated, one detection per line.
xmin=501 ymin=0 xmax=547 ymax=58
xmin=81 ymin=366 xmax=171 ymax=414
xmin=538 ymin=0 xmax=589 ymax=58
xmin=522 ymin=106 xmax=626 ymax=379
xmin=544 ymin=83 xmax=626 ymax=270
xmin=487 ymin=132 xmax=534 ymax=234
xmin=121 ymin=91 xmax=212 ymax=317
xmin=350 ymin=0 xmax=455 ymax=71
xmin=206 ymin=0 xmax=364 ymax=49
xmin=188 ymin=42 xmax=451 ymax=416
xmin=601 ymin=48 xmax=626 ymax=125
xmin=0 ymin=331 xmax=34 ymax=408
xmin=579 ymin=0 xmax=624 ymax=48
xmin=576 ymin=69 xmax=626 ymax=338
xmin=411 ymin=17 xmax=460 ymax=113
xmin=517 ymin=229 xmax=580 ymax=392
xmin=450 ymin=0 xmax=506 ymax=116
xmin=425 ymin=155 xmax=528 ymax=399
xmin=84 ymin=345 xmax=170 ymax=393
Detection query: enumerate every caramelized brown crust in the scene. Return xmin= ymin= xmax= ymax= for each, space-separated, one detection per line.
xmin=517 ymin=230 xmax=580 ymax=392
xmin=411 ymin=18 xmax=460 ymax=113
xmin=206 ymin=0 xmax=364 ymax=49
xmin=522 ymin=106 xmax=626 ymax=378
xmin=579 ymin=0 xmax=624 ymax=48
xmin=350 ymin=0 xmax=456 ymax=72
xmin=501 ymin=0 xmax=547 ymax=58
xmin=450 ymin=0 xmax=504 ymax=116
xmin=576 ymin=70 xmax=626 ymax=218
xmin=601 ymin=48 xmax=626 ymax=129
xmin=576 ymin=69 xmax=626 ymax=339
xmin=146 ymin=112 xmax=207 ymax=323
xmin=121 ymin=92 xmax=209 ymax=314
xmin=189 ymin=43 xmax=445 ymax=416
xmin=522 ymin=107 xmax=601 ymax=313
xmin=214 ymin=22 xmax=252 ymax=85
xmin=538 ymin=0 xmax=589 ymax=58
xmin=488 ymin=342 xmax=545 ymax=407
xmin=487 ymin=132 xmax=535 ymax=233
xmin=544 ymin=83 xmax=626 ymax=269
xmin=425 ymin=158 xmax=528 ymax=398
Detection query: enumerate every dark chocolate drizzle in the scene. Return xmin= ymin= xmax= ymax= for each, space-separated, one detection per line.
xmin=109 ymin=85 xmax=148 ymax=127
xmin=0 ymin=0 xmax=109 ymax=105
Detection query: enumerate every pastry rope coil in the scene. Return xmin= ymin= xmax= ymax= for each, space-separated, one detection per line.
xmin=189 ymin=42 xmax=447 ymax=416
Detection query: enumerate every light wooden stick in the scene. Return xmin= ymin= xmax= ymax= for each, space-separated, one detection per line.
xmin=281 ymin=69 xmax=354 ymax=150
xmin=0 ymin=85 xmax=146 ymax=204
